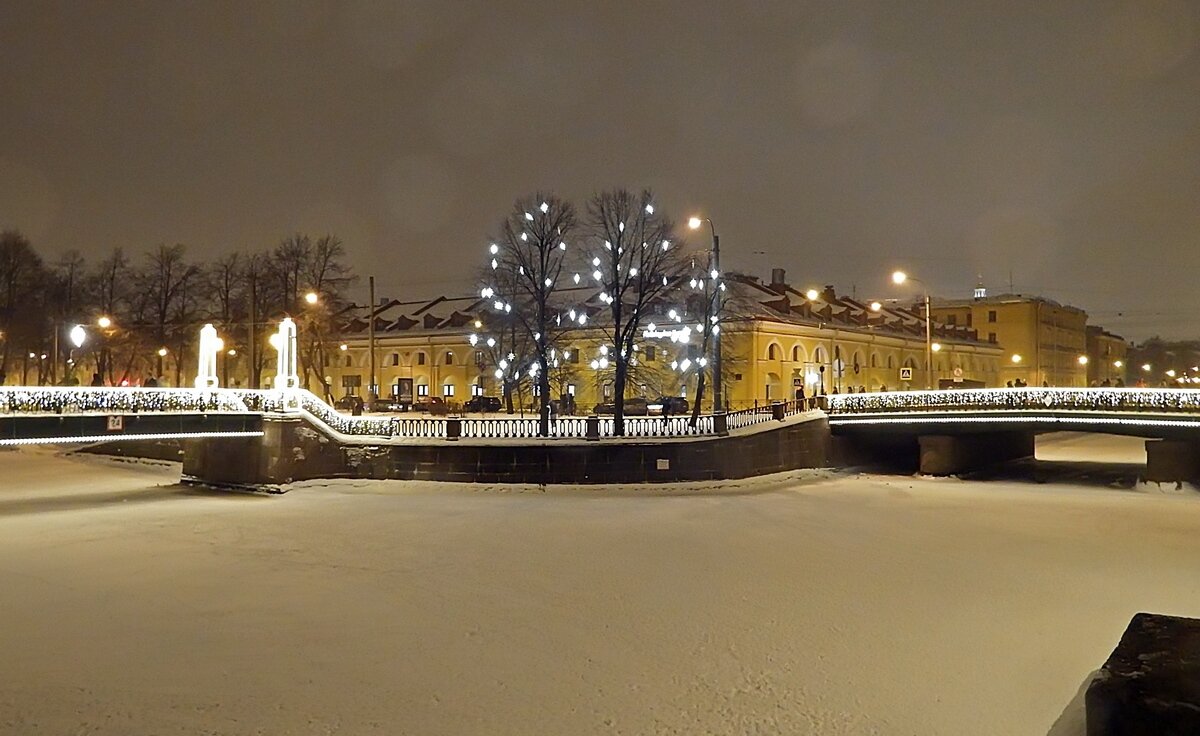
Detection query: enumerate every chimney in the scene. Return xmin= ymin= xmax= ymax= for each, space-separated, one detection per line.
xmin=770 ymin=268 xmax=786 ymax=287
xmin=821 ymin=284 xmax=837 ymax=302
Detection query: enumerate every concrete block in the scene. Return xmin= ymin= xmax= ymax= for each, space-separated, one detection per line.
xmin=1086 ymin=613 xmax=1200 ymax=735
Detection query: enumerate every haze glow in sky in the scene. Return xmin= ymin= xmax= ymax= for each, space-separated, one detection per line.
xmin=1 ymin=1 xmax=1198 ymax=339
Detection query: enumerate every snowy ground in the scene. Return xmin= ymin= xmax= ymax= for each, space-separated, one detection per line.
xmin=1 ymin=434 xmax=1198 ymax=735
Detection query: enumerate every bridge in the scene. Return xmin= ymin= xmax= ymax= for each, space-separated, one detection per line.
xmin=828 ymin=388 xmax=1200 ymax=478
xmin=0 ymin=385 xmax=822 ymax=487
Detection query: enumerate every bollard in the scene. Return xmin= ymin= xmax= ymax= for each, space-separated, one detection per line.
xmin=446 ymin=416 xmax=461 ymax=440
xmin=585 ymin=415 xmax=600 ymax=441
xmin=714 ymin=411 xmax=728 ymax=436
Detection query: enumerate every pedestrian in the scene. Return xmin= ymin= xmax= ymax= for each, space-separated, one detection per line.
xmin=145 ymin=376 xmax=158 ymax=387
xmin=90 ymin=372 xmax=103 ymax=386
xmin=1006 ymin=380 xmax=1014 ymax=388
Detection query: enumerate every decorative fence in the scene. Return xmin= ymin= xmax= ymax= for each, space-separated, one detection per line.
xmin=828 ymin=388 xmax=1200 ymax=416
xmin=0 ymin=387 xmax=252 ymax=415
xmin=0 ymin=385 xmax=817 ymax=442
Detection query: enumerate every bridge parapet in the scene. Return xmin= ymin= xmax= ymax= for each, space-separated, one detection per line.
xmin=0 ymin=387 xmax=253 ymax=415
xmin=829 ymin=388 xmax=1200 ymax=416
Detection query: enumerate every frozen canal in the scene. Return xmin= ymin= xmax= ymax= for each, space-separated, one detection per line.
xmin=1 ymin=434 xmax=1198 ymax=735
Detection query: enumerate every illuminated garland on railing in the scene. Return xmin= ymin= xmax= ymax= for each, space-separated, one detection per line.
xmin=0 ymin=387 xmax=251 ymax=415
xmin=294 ymin=390 xmax=411 ymax=437
xmin=828 ymin=388 xmax=1200 ymax=416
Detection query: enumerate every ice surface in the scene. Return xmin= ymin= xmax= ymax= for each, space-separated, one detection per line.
xmin=0 ymin=435 xmax=1196 ymax=735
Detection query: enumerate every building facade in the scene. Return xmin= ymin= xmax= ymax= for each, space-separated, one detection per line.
xmin=930 ymin=291 xmax=1090 ymax=387
xmin=321 ymin=271 xmax=1003 ymax=412
xmin=1086 ymin=326 xmax=1128 ymax=385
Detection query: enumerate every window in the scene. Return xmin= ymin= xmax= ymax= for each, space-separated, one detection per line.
xmin=645 ymin=346 xmax=656 ymax=362
xmin=966 ymin=313 xmax=973 ymax=327
xmin=344 ymin=355 xmax=352 ymax=367
xmin=767 ymin=343 xmax=781 ymax=360
xmin=947 ymin=314 xmax=957 ymax=325
xmin=792 ymin=345 xmax=804 ymax=362
xmin=471 ymin=383 xmax=482 ymax=396
xmin=390 ymin=353 xmax=400 ymax=366
xmin=870 ymin=353 xmax=878 ymax=368
xmin=443 ymin=383 xmax=454 ymax=397
xmin=567 ymin=384 xmax=576 ymax=396
xmin=416 ymin=352 xmax=427 ymax=366
xmin=444 ymin=351 xmax=454 ymax=365
xmin=475 ymin=350 xmax=484 ymax=366
xmin=988 ymin=310 xmax=997 ymax=323
xmin=417 ymin=384 xmax=429 ymax=397
xmin=567 ymin=348 xmax=579 ymax=364
xmin=988 ymin=332 xmax=997 ymax=344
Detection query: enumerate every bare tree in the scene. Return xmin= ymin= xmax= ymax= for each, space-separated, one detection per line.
xmin=135 ymin=245 xmax=199 ymax=385
xmin=0 ymin=231 xmax=47 ymax=383
xmin=481 ymin=194 xmax=578 ymax=435
xmin=582 ymin=189 xmax=686 ymax=435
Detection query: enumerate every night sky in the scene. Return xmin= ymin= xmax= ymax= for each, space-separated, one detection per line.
xmin=1 ymin=1 xmax=1197 ymax=339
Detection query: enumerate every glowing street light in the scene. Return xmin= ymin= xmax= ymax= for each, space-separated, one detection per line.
xmin=1012 ymin=354 xmax=1023 ymax=364
xmin=805 ymin=289 xmax=820 ymax=301
xmin=1114 ymin=360 xmax=1124 ymax=368
xmin=870 ymin=301 xmax=882 ymax=312
xmin=931 ymin=342 xmax=942 ymax=353
xmin=1077 ymin=355 xmax=1089 ymax=365
xmin=157 ymin=347 xmax=168 ymax=357
xmin=68 ymin=324 xmax=87 ymax=348
xmin=304 ymin=291 xmax=319 ymax=305
xmin=891 ymin=270 xmax=933 ymax=389
xmin=687 ymin=213 xmax=724 ymax=411
xmin=96 ymin=315 xmax=113 ymax=329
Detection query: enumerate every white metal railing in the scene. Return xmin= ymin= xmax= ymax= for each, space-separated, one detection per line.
xmin=0 ymin=387 xmax=252 ymax=415
xmin=0 ymin=385 xmax=812 ymax=441
xmin=828 ymin=387 xmax=1200 ymax=416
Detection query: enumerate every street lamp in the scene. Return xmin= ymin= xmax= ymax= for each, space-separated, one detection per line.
xmin=688 ymin=214 xmax=723 ymax=412
xmin=892 ymin=270 xmax=934 ymax=390
xmin=1012 ymin=354 xmax=1023 ymax=364
xmin=97 ymin=315 xmax=112 ymax=329
xmin=69 ymin=325 xmax=87 ymax=349
xmin=304 ymin=291 xmax=319 ymax=305
xmin=805 ymin=288 xmax=820 ymax=301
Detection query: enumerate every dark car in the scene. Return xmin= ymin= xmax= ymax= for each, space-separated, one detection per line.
xmin=649 ymin=396 xmax=689 ymax=415
xmin=592 ymin=397 xmax=649 ymax=416
xmin=413 ymin=396 xmax=450 ymax=415
xmin=334 ymin=395 xmax=364 ymax=414
xmin=464 ymin=395 xmax=503 ymax=412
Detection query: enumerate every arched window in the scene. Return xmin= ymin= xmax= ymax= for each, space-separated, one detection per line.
xmin=870 ymin=353 xmax=879 ymax=368
xmin=814 ymin=347 xmax=827 ymax=364
xmin=442 ymin=382 xmax=455 ymax=397
xmin=767 ymin=343 xmax=781 ymax=361
xmin=444 ymin=351 xmax=454 ymax=366
xmin=887 ymin=355 xmax=895 ymax=369
xmin=791 ymin=345 xmax=805 ymax=362
xmin=343 ymin=354 xmax=352 ymax=368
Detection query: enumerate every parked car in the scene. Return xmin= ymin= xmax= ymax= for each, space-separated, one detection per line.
xmin=464 ymin=395 xmax=503 ymax=412
xmin=413 ymin=396 xmax=450 ymax=415
xmin=648 ymin=396 xmax=689 ymax=415
xmin=334 ymin=395 xmax=364 ymax=414
xmin=592 ymin=397 xmax=649 ymax=416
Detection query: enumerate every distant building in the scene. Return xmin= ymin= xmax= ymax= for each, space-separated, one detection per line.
xmin=930 ymin=288 xmax=1090 ymax=387
xmin=1086 ymin=326 xmax=1128 ymax=385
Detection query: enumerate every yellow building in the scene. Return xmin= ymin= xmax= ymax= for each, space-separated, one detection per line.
xmin=930 ymin=289 xmax=1090 ymax=387
xmin=324 ymin=271 xmax=1004 ymax=413
xmin=1086 ymin=326 xmax=1128 ymax=385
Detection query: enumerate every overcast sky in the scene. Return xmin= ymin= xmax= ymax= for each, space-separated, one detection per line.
xmin=1 ymin=1 xmax=1198 ymax=339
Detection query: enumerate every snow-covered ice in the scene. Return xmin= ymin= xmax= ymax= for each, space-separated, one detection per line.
xmin=0 ymin=434 xmax=1197 ymax=735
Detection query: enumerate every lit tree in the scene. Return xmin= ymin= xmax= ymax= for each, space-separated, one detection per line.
xmin=678 ymin=250 xmax=724 ymax=427
xmin=478 ymin=193 xmax=577 ymax=435
xmin=582 ymin=189 xmax=685 ymax=435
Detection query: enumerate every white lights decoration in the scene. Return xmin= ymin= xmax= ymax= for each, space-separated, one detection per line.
xmin=273 ymin=318 xmax=299 ymax=391
xmin=828 ymin=387 xmax=1200 ymax=417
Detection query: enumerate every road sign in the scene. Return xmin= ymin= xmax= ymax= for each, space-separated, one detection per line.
xmin=833 ymin=358 xmax=846 ymax=379
xmin=953 ymin=366 xmax=964 ymax=383
xmin=106 ymin=415 xmax=123 ymax=432
xmin=899 ymin=367 xmax=913 ymax=381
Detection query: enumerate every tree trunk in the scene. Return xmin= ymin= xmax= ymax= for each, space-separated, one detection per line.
xmin=613 ymin=360 xmax=627 ymax=436
xmin=690 ymin=370 xmax=707 ymax=428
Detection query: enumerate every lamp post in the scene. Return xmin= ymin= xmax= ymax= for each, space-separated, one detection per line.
xmin=688 ymin=216 xmax=722 ymax=412
xmin=892 ymin=271 xmax=934 ymax=390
